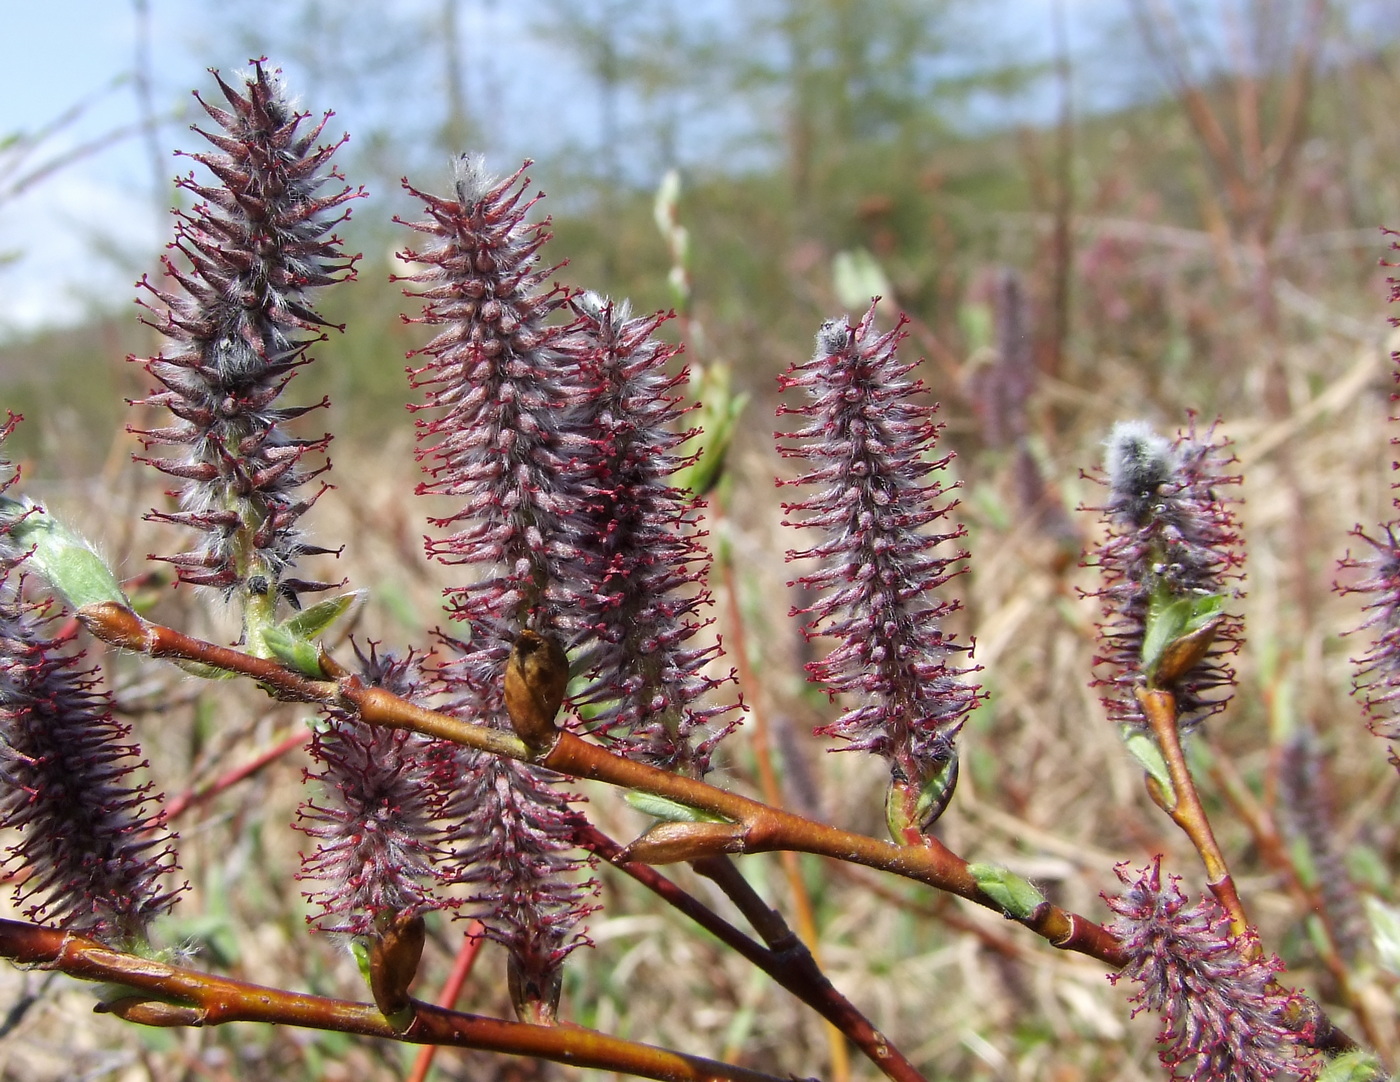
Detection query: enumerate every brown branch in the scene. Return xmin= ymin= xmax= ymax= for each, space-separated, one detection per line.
xmin=78 ymin=601 xmax=1126 ymax=968
xmin=545 ymin=731 xmax=1127 ymax=965
xmin=1136 ymin=687 xmax=1248 ymax=934
xmin=0 ymin=921 xmax=800 ymax=1082
xmin=75 ymin=603 xmax=1366 ymax=1056
xmin=715 ymin=514 xmax=849 ymax=1081
xmin=583 ymin=827 xmax=926 ymax=1082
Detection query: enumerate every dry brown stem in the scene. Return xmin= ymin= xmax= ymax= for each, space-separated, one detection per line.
xmin=0 ymin=920 xmax=797 ymax=1082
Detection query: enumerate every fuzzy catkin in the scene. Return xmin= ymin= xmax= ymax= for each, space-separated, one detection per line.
xmin=398 ymin=157 xmax=599 ymax=1007
xmin=560 ymin=294 xmax=738 ymax=776
xmin=0 ymin=417 xmax=181 ymax=942
xmin=1105 ymin=859 xmax=1316 ymax=1082
xmin=130 ymin=61 xmax=358 ymax=607
xmin=777 ymin=302 xmax=979 ymax=791
xmin=1088 ymin=419 xmax=1243 ymax=731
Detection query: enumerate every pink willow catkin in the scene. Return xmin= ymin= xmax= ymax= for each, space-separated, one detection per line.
xmin=394 ymin=156 xmax=748 ymax=1005
xmin=130 ymin=61 xmax=359 ymax=610
xmin=1088 ymin=419 xmax=1243 ymax=732
xmin=1339 ymin=228 xmax=1400 ymax=752
xmin=1104 ymin=859 xmax=1317 ymax=1082
xmin=396 ymin=155 xmax=598 ymax=1012
xmin=561 ymin=293 xmax=738 ymax=776
xmin=777 ymin=303 xmax=979 ymax=805
xmin=296 ymin=643 xmax=454 ymax=936
xmin=0 ymin=417 xmax=181 ymax=942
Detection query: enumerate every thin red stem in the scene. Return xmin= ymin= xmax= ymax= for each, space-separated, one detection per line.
xmin=162 ymin=727 xmax=307 ymax=822
xmin=406 ymin=923 xmax=487 ymax=1082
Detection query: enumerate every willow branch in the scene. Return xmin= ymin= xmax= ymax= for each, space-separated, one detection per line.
xmin=583 ymin=827 xmax=925 ymax=1082
xmin=78 ymin=601 xmax=1126 ymax=967
xmin=0 ymin=920 xmax=798 ymax=1082
xmin=76 ymin=603 xmax=1366 ymax=1055
xmin=1136 ymin=687 xmax=1247 ymax=935
xmin=715 ymin=531 xmax=849 ymax=1080
xmin=544 ymin=731 xmax=1127 ymax=965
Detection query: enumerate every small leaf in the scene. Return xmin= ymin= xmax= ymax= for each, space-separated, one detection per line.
xmin=958 ymin=300 xmax=994 ymax=354
xmin=624 ymin=790 xmax=728 ymax=823
xmin=675 ymin=362 xmax=750 ymax=499
xmin=349 ymin=939 xmax=373 ymax=987
xmin=1123 ymin=730 xmax=1176 ymax=807
xmin=652 ymin=167 xmax=682 ymax=237
xmin=914 ymin=754 xmax=960 ymax=829
xmin=666 ymin=259 xmax=690 ymax=310
xmin=967 ymin=862 xmax=1046 ymax=919
xmin=1142 ymin=588 xmax=1225 ymax=681
xmin=261 ymin=625 xmax=324 ymax=678
xmin=282 ymin=590 xmax=366 ymax=641
xmin=3 ymin=499 xmax=128 ymax=609
xmin=1318 ymin=1050 xmax=1386 ymax=1082
xmin=887 ymin=757 xmax=960 ymax=838
xmin=1345 ymin=843 xmax=1389 ymax=893
xmin=171 ymin=659 xmax=239 ymax=681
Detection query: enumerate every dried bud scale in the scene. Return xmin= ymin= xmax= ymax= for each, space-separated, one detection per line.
xmin=296 ymin=643 xmax=452 ymax=936
xmin=130 ymin=61 xmax=359 ymax=614
xmin=1088 ymin=419 xmax=1244 ymax=731
xmin=777 ymin=303 xmax=980 ymax=797
xmin=1104 ymin=859 xmax=1317 ymax=1082
xmin=561 ymin=294 xmax=738 ymax=775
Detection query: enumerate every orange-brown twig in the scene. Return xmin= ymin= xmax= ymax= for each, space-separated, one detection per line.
xmin=545 ymin=730 xmax=1126 ymax=964
xmin=0 ymin=920 xmax=796 ymax=1082
xmin=583 ymin=826 xmax=923 ymax=1082
xmin=72 ymin=602 xmax=1371 ymax=1057
xmin=79 ymin=599 xmax=1126 ymax=966
xmin=1137 ymin=687 xmax=1247 ymax=935
xmin=715 ymin=522 xmax=848 ymax=1082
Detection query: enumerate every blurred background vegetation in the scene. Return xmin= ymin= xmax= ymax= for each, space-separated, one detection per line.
xmin=4 ymin=1 xmax=1400 ymax=1080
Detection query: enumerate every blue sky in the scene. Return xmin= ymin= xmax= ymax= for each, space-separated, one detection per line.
xmin=7 ymin=0 xmax=1379 ymax=337
xmin=0 ymin=1 xmax=555 ymax=333
xmin=2 ymin=3 xmax=215 ymax=331
xmin=0 ymin=2 xmax=957 ymax=330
